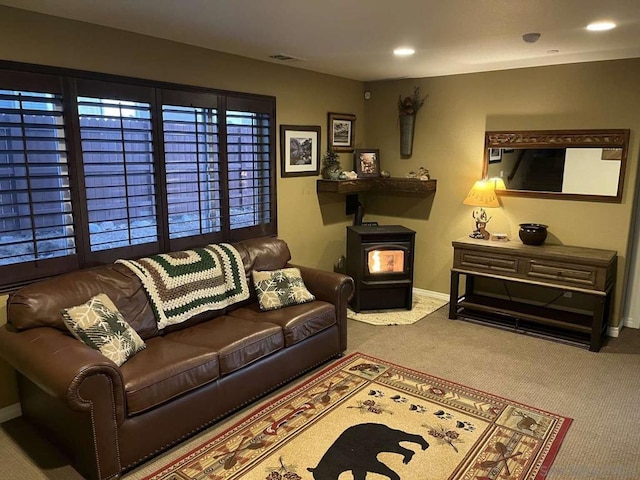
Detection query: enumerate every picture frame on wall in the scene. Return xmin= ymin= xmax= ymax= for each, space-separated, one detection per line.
xmin=280 ymin=125 xmax=321 ymax=177
xmin=354 ymin=149 xmax=380 ymax=178
xmin=327 ymin=112 xmax=356 ymax=152
xmin=488 ymin=148 xmax=502 ymax=163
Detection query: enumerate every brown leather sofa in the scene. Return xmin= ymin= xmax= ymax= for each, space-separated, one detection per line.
xmin=0 ymin=236 xmax=354 ymax=480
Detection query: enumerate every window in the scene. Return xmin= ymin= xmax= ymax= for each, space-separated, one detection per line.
xmin=162 ymin=104 xmax=221 ymax=241
xmin=227 ymin=110 xmax=272 ymax=230
xmin=0 ymin=78 xmax=79 ymax=285
xmin=78 ymin=96 xmax=157 ymax=252
xmin=226 ymin=96 xmax=276 ymax=240
xmin=0 ymin=63 xmax=276 ymax=291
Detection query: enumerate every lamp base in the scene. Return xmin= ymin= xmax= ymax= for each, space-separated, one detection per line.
xmin=469 ymin=222 xmax=490 ymax=240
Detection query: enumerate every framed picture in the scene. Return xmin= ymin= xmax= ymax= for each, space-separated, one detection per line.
xmin=489 ymin=148 xmax=502 ymax=163
xmin=280 ymin=125 xmax=321 ymax=177
xmin=328 ymin=112 xmax=356 ymax=152
xmin=354 ymin=149 xmax=380 ymax=178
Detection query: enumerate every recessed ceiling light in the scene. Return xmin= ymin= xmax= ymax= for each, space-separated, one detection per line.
xmin=393 ymin=47 xmax=415 ymax=57
xmin=586 ymin=21 xmax=616 ymax=31
xmin=522 ymin=32 xmax=541 ymax=43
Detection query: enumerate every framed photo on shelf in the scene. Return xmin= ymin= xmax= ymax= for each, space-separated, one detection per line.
xmin=279 ymin=125 xmax=321 ymax=177
xmin=327 ymin=112 xmax=356 ymax=152
xmin=354 ymin=149 xmax=380 ymax=178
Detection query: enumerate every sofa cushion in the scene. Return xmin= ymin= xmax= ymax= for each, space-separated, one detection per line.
xmin=165 ymin=316 xmax=284 ymax=374
xmin=252 ymin=268 xmax=315 ymax=311
xmin=228 ymin=301 xmax=335 ymax=347
xmin=60 ymin=293 xmax=146 ymax=366
xmin=8 ymin=263 xmax=159 ymax=339
xmin=120 ymin=337 xmax=219 ymax=415
xmin=233 ymin=237 xmax=291 ymax=275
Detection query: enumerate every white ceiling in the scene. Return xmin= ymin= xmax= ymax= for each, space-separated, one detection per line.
xmin=2 ymin=0 xmax=640 ymax=81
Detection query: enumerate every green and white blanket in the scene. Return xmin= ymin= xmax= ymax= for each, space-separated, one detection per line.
xmin=117 ymin=244 xmax=249 ymax=329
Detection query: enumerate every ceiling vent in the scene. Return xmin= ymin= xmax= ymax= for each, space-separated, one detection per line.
xmin=269 ymin=54 xmax=304 ymax=62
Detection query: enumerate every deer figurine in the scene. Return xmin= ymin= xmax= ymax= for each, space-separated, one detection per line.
xmin=470 ymin=208 xmax=491 ymax=240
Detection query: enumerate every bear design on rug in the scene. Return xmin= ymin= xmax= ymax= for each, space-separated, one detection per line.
xmin=307 ymin=422 xmax=429 ymax=480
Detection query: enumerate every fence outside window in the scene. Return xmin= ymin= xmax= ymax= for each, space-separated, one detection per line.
xmin=0 ymin=62 xmax=277 ymax=291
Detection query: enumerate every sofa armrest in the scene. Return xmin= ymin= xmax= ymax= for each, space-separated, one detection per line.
xmin=0 ymin=325 xmax=126 ymax=424
xmin=290 ymin=264 xmax=354 ymax=352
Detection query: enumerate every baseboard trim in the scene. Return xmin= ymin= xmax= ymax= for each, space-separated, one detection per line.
xmin=0 ymin=402 xmax=21 ymax=424
xmin=413 ymin=287 xmax=449 ymax=302
xmin=608 ymin=324 xmax=621 ymax=338
xmin=608 ymin=316 xmax=640 ymax=337
xmin=623 ymin=316 xmax=640 ymax=329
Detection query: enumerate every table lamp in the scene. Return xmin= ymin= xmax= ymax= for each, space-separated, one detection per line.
xmin=463 ymin=180 xmax=499 ymax=239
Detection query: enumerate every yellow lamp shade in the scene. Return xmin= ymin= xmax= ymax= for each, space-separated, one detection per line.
xmin=463 ymin=180 xmax=499 ymax=208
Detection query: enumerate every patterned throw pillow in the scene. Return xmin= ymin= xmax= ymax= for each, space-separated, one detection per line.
xmin=60 ymin=293 xmax=146 ymax=366
xmin=252 ymin=268 xmax=316 ymax=311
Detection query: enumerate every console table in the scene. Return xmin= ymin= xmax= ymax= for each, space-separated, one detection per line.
xmin=449 ymin=237 xmax=617 ymax=351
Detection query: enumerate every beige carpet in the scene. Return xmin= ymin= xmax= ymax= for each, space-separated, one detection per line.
xmin=143 ymin=353 xmax=571 ymax=480
xmin=347 ymin=294 xmax=448 ymax=325
xmin=1 ymin=307 xmax=640 ymax=480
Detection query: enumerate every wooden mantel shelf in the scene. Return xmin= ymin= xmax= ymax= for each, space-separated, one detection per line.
xmin=316 ymin=178 xmax=437 ymax=195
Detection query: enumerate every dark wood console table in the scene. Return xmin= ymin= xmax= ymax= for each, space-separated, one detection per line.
xmin=449 ymin=237 xmax=617 ymax=351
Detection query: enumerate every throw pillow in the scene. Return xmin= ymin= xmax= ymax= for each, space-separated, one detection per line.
xmin=252 ymin=267 xmax=315 ymax=311
xmin=60 ymin=293 xmax=146 ymax=366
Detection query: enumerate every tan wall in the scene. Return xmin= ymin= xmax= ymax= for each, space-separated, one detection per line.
xmin=1 ymin=6 xmax=638 ymax=410
xmin=363 ymin=60 xmax=639 ymax=327
xmin=0 ymin=6 xmax=365 ymax=269
xmin=0 ymin=6 xmax=364 ymax=409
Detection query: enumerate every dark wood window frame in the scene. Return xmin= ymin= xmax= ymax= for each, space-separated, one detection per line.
xmin=0 ymin=61 xmax=277 ymax=292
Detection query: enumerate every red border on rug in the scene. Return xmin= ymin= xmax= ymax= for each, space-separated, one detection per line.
xmin=141 ymin=353 xmax=362 ymax=479
xmin=141 ymin=351 xmax=573 ymax=480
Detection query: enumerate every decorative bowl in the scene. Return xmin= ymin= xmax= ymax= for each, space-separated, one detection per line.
xmin=519 ymin=223 xmax=548 ymax=245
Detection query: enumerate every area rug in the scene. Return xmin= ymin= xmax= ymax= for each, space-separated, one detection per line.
xmin=348 ymin=294 xmax=448 ymax=325
xmin=144 ymin=353 xmax=571 ymax=480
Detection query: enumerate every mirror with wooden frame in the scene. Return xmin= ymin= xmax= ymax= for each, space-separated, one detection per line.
xmin=483 ymin=129 xmax=630 ymax=202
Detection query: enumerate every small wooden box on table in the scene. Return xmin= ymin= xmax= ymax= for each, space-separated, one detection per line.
xmin=449 ymin=237 xmax=617 ymax=351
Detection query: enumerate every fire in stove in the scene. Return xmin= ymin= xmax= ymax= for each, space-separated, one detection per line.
xmin=368 ymin=250 xmax=405 ymax=274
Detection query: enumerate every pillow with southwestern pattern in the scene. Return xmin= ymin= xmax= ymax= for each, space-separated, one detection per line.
xmin=252 ymin=267 xmax=315 ymax=311
xmin=60 ymin=293 xmax=146 ymax=366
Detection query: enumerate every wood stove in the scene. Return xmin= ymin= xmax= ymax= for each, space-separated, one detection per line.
xmin=346 ymin=225 xmax=416 ymax=312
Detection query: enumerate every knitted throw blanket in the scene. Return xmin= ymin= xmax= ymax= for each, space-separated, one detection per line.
xmin=117 ymin=244 xmax=249 ymax=329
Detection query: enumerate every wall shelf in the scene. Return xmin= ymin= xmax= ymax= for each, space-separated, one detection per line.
xmin=317 ymin=178 xmax=437 ymax=195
